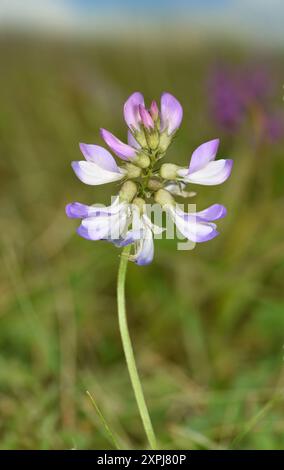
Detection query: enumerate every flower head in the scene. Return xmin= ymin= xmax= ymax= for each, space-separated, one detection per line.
xmin=66 ymin=92 xmax=233 ymax=265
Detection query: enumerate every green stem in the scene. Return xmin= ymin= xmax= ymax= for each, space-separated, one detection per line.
xmin=117 ymin=245 xmax=157 ymax=450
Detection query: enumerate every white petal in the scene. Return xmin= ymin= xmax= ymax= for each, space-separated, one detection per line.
xmin=142 ymin=214 xmax=164 ymax=235
xmin=81 ymin=208 xmax=129 ymax=241
xmin=178 ymin=159 xmax=233 ymax=186
xmin=72 ymin=161 xmax=125 ymax=185
xmin=164 ymin=181 xmax=196 ymax=198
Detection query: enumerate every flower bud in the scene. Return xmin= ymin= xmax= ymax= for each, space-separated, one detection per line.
xmin=119 ymin=181 xmax=137 ymax=202
xmin=160 ymin=163 xmax=179 ymax=180
xmin=125 ymin=163 xmax=142 ymax=179
xmin=134 ymin=153 xmax=151 ymax=169
xmin=150 ymin=100 xmax=159 ymax=121
xmin=147 ymin=178 xmax=163 ymax=191
xmin=146 ymin=130 xmax=160 ymax=150
xmin=133 ymin=129 xmax=148 ymax=148
xmin=133 ymin=197 xmax=145 ymax=213
xmin=154 ymin=189 xmax=175 ymax=207
xmin=158 ymin=131 xmax=172 ymax=153
xmin=139 ymin=105 xmax=154 ymax=130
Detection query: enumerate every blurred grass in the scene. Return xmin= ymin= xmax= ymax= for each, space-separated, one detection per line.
xmin=0 ymin=34 xmax=284 ymax=449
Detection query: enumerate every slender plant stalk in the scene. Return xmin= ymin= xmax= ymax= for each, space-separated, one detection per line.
xmin=117 ymin=245 xmax=157 ymax=450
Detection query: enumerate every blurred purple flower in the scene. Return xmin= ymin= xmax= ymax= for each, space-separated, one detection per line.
xmin=264 ymin=111 xmax=284 ymax=143
xmin=208 ymin=67 xmax=245 ymax=132
xmin=240 ymin=66 xmax=274 ymax=102
xmin=207 ymin=63 xmax=283 ymax=142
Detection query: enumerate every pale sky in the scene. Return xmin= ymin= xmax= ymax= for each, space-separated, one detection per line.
xmin=0 ymin=0 xmax=283 ymax=46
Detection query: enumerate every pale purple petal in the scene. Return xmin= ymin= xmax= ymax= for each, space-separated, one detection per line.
xmin=79 ymin=143 xmax=119 ymax=172
xmin=179 ymin=159 xmax=233 ymax=185
xmin=71 ymin=160 xmax=125 ymax=185
xmin=188 ymin=139 xmax=220 ymax=174
xmin=160 ymin=92 xmax=183 ymax=135
xmin=185 ymin=204 xmax=227 ymax=222
xmin=193 ymin=226 xmax=219 ymax=242
xmin=123 ymin=92 xmax=145 ymax=130
xmin=66 ymin=199 xmax=125 ymax=219
xmin=66 ymin=202 xmax=90 ymax=218
xmin=127 ymin=130 xmax=141 ymax=149
xmin=100 ymin=128 xmax=136 ymax=161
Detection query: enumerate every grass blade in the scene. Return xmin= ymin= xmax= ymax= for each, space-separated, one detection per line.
xmin=86 ymin=390 xmax=121 ymax=449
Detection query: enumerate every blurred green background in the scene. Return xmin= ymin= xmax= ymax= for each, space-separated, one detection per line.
xmin=1 ymin=1 xmax=284 ymax=450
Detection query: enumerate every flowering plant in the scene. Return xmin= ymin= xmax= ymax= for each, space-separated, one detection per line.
xmin=66 ymin=92 xmax=233 ymax=448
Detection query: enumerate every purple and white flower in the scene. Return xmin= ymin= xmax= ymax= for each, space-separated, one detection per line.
xmin=177 ymin=139 xmax=233 ymax=186
xmin=72 ymin=143 xmax=126 ymax=185
xmin=66 ymin=197 xmax=131 ymax=241
xmin=167 ymin=203 xmax=227 ymax=243
xmin=66 ymin=197 xmax=163 ymax=266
